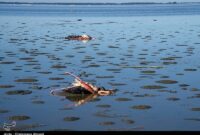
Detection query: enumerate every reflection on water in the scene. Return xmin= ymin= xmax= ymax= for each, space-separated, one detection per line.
xmin=51 ymin=87 xmax=99 ymax=107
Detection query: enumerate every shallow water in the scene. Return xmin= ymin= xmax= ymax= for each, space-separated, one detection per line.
xmin=0 ymin=3 xmax=200 ymax=131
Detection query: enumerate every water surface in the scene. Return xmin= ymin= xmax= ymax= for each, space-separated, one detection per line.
xmin=0 ymin=3 xmax=200 ymax=131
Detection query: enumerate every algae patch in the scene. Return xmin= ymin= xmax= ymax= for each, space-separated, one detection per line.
xmin=6 ymin=90 xmax=32 ymax=95
xmin=141 ymin=85 xmax=166 ymax=89
xmin=9 ymin=115 xmax=30 ymax=121
xmin=63 ymin=116 xmax=80 ymax=122
xmin=131 ymin=105 xmax=152 ymax=110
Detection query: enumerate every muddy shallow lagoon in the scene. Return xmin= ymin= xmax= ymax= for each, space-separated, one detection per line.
xmin=1 ymin=4 xmax=200 ymax=131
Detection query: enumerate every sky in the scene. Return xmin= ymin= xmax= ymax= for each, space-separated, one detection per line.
xmin=0 ymin=0 xmax=200 ymax=3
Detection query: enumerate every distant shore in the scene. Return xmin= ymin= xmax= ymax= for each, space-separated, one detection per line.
xmin=0 ymin=1 xmax=200 ymax=5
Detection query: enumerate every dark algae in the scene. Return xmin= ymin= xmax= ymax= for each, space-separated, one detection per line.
xmin=63 ymin=116 xmax=80 ymax=122
xmin=15 ymin=79 xmax=38 ymax=83
xmin=131 ymin=105 xmax=152 ymax=110
xmin=6 ymin=90 xmax=32 ymax=95
xmin=141 ymin=85 xmax=166 ymax=89
xmin=9 ymin=115 xmax=30 ymax=121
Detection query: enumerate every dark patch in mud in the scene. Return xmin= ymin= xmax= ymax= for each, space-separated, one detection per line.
xmin=121 ymin=119 xmax=135 ymax=124
xmin=96 ymin=104 xmax=111 ymax=108
xmin=184 ymin=118 xmax=200 ymax=121
xmin=32 ymin=100 xmax=45 ymax=104
xmin=0 ymin=85 xmax=15 ymax=88
xmin=167 ymin=96 xmax=180 ymax=101
xmin=156 ymin=80 xmax=178 ymax=84
xmin=63 ymin=116 xmax=80 ymax=122
xmin=141 ymin=70 xmax=156 ymax=74
xmin=184 ymin=69 xmax=197 ymax=71
xmin=131 ymin=105 xmax=152 ymax=110
xmin=141 ymin=85 xmax=166 ymax=89
xmin=19 ymin=57 xmax=34 ymax=60
xmin=99 ymin=121 xmax=115 ymax=126
xmin=133 ymin=94 xmax=156 ymax=97
xmin=38 ymin=71 xmax=52 ymax=74
xmin=161 ymin=57 xmax=181 ymax=61
xmin=179 ymin=84 xmax=190 ymax=87
xmin=6 ymin=90 xmax=32 ymax=95
xmin=15 ymin=79 xmax=38 ymax=83
xmin=49 ymin=77 xmax=64 ymax=80
xmin=9 ymin=115 xmax=30 ymax=121
xmin=115 ymin=97 xmax=132 ymax=101
xmin=96 ymin=76 xmax=114 ymax=79
xmin=0 ymin=109 xmax=9 ymax=113
xmin=0 ymin=61 xmax=16 ymax=64
xmin=191 ymin=108 xmax=200 ymax=111
xmin=157 ymin=90 xmax=177 ymax=93
xmin=51 ymin=65 xmax=66 ymax=69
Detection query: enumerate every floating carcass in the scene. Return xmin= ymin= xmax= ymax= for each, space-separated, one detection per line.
xmin=50 ymin=72 xmax=116 ymax=106
xmin=65 ymin=34 xmax=93 ymax=41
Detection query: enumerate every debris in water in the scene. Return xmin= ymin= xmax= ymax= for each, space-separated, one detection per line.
xmin=65 ymin=34 xmax=93 ymax=41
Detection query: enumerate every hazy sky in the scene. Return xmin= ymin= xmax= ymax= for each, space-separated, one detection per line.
xmin=0 ymin=0 xmax=200 ymax=3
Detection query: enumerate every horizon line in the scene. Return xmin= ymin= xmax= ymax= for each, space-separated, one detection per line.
xmin=0 ymin=1 xmax=200 ymax=5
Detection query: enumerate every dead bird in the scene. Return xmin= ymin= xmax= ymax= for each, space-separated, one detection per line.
xmin=50 ymin=72 xmax=115 ymax=96
xmin=50 ymin=72 xmax=116 ymax=106
xmin=65 ymin=34 xmax=92 ymax=41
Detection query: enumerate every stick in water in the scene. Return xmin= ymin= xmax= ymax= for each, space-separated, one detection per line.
xmin=64 ymin=72 xmax=95 ymax=94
